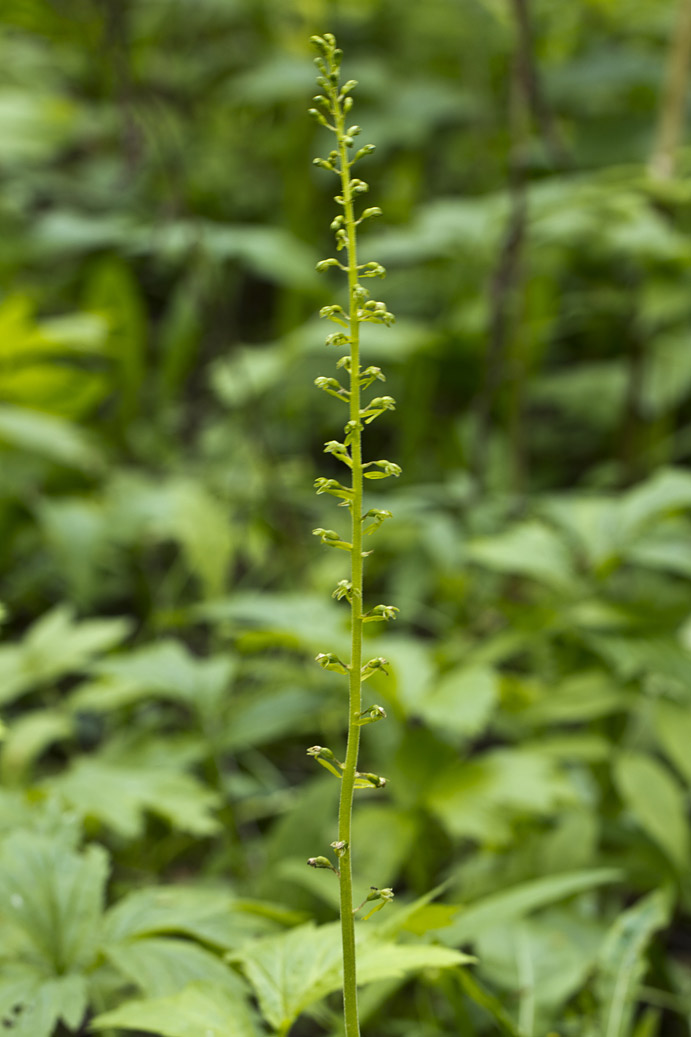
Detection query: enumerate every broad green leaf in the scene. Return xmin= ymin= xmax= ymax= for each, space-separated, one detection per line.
xmin=466 ymin=521 xmax=577 ymax=591
xmin=614 ymin=754 xmax=689 ymax=870
xmin=0 ymin=708 xmax=73 ymax=782
xmin=476 ymin=911 xmax=604 ymax=1019
xmin=618 ymin=468 xmax=691 ymax=541
xmin=104 ymin=937 xmax=245 ymax=998
xmin=103 ymin=885 xmax=287 ymax=951
xmin=654 ymin=700 xmax=691 ymax=784
xmin=626 ymin=527 xmax=691 ymax=578
xmin=522 ymin=670 xmax=629 ymax=724
xmin=233 ymin=921 xmax=470 ymax=1033
xmin=586 ymin=633 xmax=691 ymax=688
xmin=0 ymin=830 xmax=108 ymax=975
xmin=0 ymin=605 xmax=130 ymax=707
xmin=0 ymin=970 xmax=87 ymax=1037
xmin=596 ymin=888 xmax=671 ymax=1037
xmin=641 ymin=331 xmax=691 ymax=418
xmin=50 ymin=757 xmax=220 ymax=838
xmin=196 ymin=592 xmax=346 ymax=655
xmin=426 ymin=748 xmax=574 ymax=845
xmin=90 ymin=640 xmax=235 ymax=715
xmin=0 ymin=404 xmax=102 ymax=471
xmin=90 ymin=981 xmax=262 ymax=1037
xmin=418 ymin=664 xmax=498 ymax=739
xmin=440 ymin=868 xmax=621 ymax=946
xmin=542 ymin=496 xmax=621 ymax=571
xmin=106 ymin=473 xmax=234 ymax=600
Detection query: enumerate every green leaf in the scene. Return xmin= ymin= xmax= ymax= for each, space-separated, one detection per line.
xmin=0 ymin=829 xmax=108 ymax=975
xmin=654 ymin=699 xmax=691 ymax=784
xmin=103 ymin=885 xmax=285 ymax=951
xmin=232 ymin=922 xmax=470 ymax=1033
xmin=90 ymin=981 xmax=262 ymax=1037
xmin=0 ymin=403 xmax=102 ymax=471
xmin=614 ymin=753 xmax=689 ymax=870
xmin=0 ymin=605 xmax=130 ymax=707
xmin=457 ymin=969 xmax=521 ymax=1037
xmin=641 ymin=331 xmax=691 ymax=418
xmin=104 ymin=937 xmax=246 ymax=998
xmin=426 ymin=748 xmax=574 ymax=845
xmin=50 ymin=757 xmax=221 ymax=839
xmin=0 ymin=971 xmax=88 ymax=1037
xmin=466 ymin=521 xmax=577 ymax=592
xmin=0 ymin=708 xmax=73 ymax=782
xmin=418 ymin=664 xmax=498 ymax=739
xmin=618 ymin=468 xmax=691 ymax=542
xmin=89 ymin=640 xmax=235 ymax=715
xmin=440 ymin=868 xmax=621 ymax=946
xmin=596 ymin=888 xmax=672 ymax=1037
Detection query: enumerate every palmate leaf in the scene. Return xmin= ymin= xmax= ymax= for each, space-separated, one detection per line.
xmin=103 ymin=936 xmax=247 ymax=999
xmin=90 ymin=981 xmax=263 ymax=1037
xmin=0 ymin=829 xmax=108 ymax=976
xmin=49 ymin=756 xmax=221 ymax=839
xmin=0 ymin=604 xmax=131 ymax=708
xmin=103 ymin=885 xmax=292 ymax=952
xmin=231 ymin=921 xmax=471 ymax=1034
xmin=0 ymin=969 xmax=88 ymax=1037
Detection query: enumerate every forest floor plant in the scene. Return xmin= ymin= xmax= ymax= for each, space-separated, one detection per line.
xmin=307 ymin=33 xmax=400 ymax=1037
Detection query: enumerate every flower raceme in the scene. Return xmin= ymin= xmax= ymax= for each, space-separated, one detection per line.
xmin=304 ymin=32 xmax=400 ymax=1037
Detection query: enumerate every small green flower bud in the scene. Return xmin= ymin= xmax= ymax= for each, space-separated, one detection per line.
xmin=363 ymin=604 xmax=399 ymax=623
xmin=340 ymin=79 xmax=358 ymax=94
xmin=315 ymin=652 xmax=350 ymax=675
xmin=329 ymin=215 xmax=344 ymax=231
xmin=325 ymin=331 xmax=350 ymax=348
xmin=312 ymin=528 xmax=353 ymax=551
xmin=332 ymin=579 xmax=353 ymax=601
xmin=347 ymin=125 xmax=361 ymax=136
xmin=359 ymin=261 xmax=386 ymax=278
xmin=331 ymin=840 xmax=348 ymax=857
xmin=313 ymin=157 xmax=336 ymax=171
xmin=355 ymin=704 xmax=387 ymax=725
xmin=349 ymin=178 xmax=369 ymax=194
xmin=361 ymin=657 xmax=390 ymax=683
xmin=354 ymin=144 xmax=376 ymax=162
xmin=359 ymin=207 xmax=383 ymax=222
xmin=314 ymin=375 xmax=348 ymax=397
xmin=363 ymin=459 xmax=402 ymax=479
xmin=354 ymin=771 xmax=387 ymax=789
xmin=343 ymin=96 xmax=354 ymax=113
xmin=307 ymin=856 xmax=337 ymax=871
xmin=361 ymin=508 xmax=393 ymax=536
xmin=316 ymin=257 xmax=342 ymax=272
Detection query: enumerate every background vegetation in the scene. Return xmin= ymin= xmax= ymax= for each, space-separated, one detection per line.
xmin=3 ymin=1 xmax=691 ymax=1035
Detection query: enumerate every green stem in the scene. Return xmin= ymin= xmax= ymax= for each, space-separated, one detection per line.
xmin=334 ymin=95 xmax=363 ymax=1037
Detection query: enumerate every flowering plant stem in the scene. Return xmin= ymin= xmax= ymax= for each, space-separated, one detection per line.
xmin=308 ymin=33 xmax=400 ymax=1037
xmin=335 ymin=66 xmax=365 ymax=1037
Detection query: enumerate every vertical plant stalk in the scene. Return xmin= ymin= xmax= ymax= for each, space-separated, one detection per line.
xmin=307 ymin=34 xmax=399 ymax=1037
xmin=649 ymin=0 xmax=691 ymax=181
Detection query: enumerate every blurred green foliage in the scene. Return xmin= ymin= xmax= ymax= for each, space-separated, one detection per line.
xmin=2 ymin=0 xmax=691 ymax=1035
